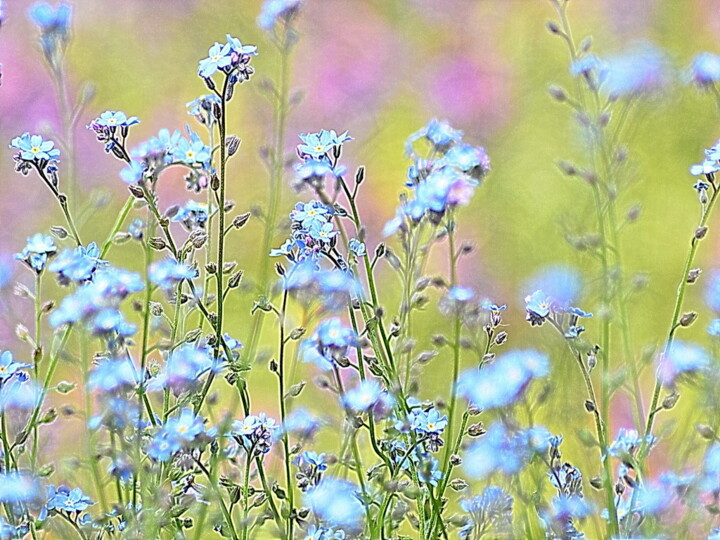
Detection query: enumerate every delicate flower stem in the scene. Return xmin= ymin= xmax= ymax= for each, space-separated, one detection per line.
xmin=642 ymin=179 xmax=720 ymax=456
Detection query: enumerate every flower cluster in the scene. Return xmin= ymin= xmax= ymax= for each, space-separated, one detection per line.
xmin=271 ymin=201 xmax=339 ymax=262
xmin=385 ymin=119 xmax=490 ymax=235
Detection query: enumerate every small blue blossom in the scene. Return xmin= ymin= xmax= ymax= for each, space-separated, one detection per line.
xmin=149 ymin=344 xmax=214 ymax=396
xmin=49 ymin=242 xmax=106 ymax=284
xmin=15 ymin=233 xmax=56 ymax=272
xmin=342 ymin=380 xmax=390 ymax=413
xmin=0 ymin=472 xmax=43 ymax=507
xmin=147 ymin=409 xmax=212 ymax=462
xmin=88 ymin=358 xmax=137 ymax=393
xmin=0 ymin=377 xmax=41 ymax=413
xmin=258 ymin=0 xmax=301 ymax=30
xmin=690 ymin=139 xmax=720 ymax=176
xmin=149 ymin=259 xmax=196 ymax=291
xmin=348 ymin=239 xmax=366 ymax=257
xmin=172 ymin=128 xmax=212 ymax=166
xmin=458 ymin=349 xmax=549 ymax=410
xmin=301 ymin=318 xmax=357 ymax=370
xmin=570 ymin=53 xmax=605 ymax=78
xmin=120 ymin=160 xmax=146 ymax=184
xmin=231 ymin=414 xmax=278 ymax=455
xmin=304 ymin=477 xmax=364 ymax=531
xmin=198 ymin=35 xmax=257 ymax=79
xmin=691 ymin=52 xmax=720 ymax=87
xmin=91 ymin=110 xmax=139 ymax=129
xmin=295 ymin=159 xmax=343 ymax=191
xmin=45 ymin=485 xmax=94 ymax=513
xmin=0 ymin=351 xmax=30 ymax=381
xmin=463 ymin=423 xmax=532 ymax=479
xmin=658 ymin=340 xmax=709 ymax=387
xmin=282 ymin=408 xmax=321 ymax=440
xmin=297 ymin=129 xmax=352 ymax=159
xmin=28 ymin=2 xmax=70 ymax=34
xmin=303 ymin=525 xmax=346 ymax=540
xmin=442 ymin=143 xmax=491 ymax=181
xmin=459 ymin=486 xmax=513 ymax=540
xmin=10 ymin=132 xmax=60 ymax=165
xmin=603 ymin=43 xmax=669 ymax=97
xmin=187 ymin=94 xmax=222 ymax=125
xmin=28 ymin=2 xmax=71 ymax=62
xmin=708 ymin=318 xmax=720 ymax=336
xmin=607 ymin=428 xmax=656 ymax=459
xmin=290 ymin=200 xmax=332 ymax=230
xmin=405 ymin=119 xmax=463 ymax=156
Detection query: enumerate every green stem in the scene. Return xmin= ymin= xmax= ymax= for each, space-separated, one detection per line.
xmin=642 ymin=181 xmax=720 ymax=455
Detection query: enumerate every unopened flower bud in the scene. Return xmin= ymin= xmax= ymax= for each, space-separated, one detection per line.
xmin=679 ymin=312 xmax=697 ymax=327
xmin=226 ymin=135 xmax=241 ymax=156
xmin=233 ymin=212 xmax=251 ymax=229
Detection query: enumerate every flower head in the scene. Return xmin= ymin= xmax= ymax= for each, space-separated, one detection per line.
xmin=15 ymin=233 xmax=56 ymax=272
xmin=304 ymin=477 xmax=364 ymax=531
xmin=458 ymin=349 xmax=549 ymax=410
xmin=691 ymin=52 xmax=720 ymax=87
xmin=258 ymin=0 xmax=302 ymax=30
xmin=658 ymin=340 xmax=709 ymax=387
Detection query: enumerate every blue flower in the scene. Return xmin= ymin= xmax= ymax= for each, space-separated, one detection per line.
xmin=0 ymin=472 xmax=43 ymax=506
xmin=525 ymin=265 xmax=581 ymax=310
xmin=49 ymin=242 xmax=106 ymax=284
xmin=290 ymin=200 xmax=332 ymax=230
xmin=231 ymin=414 xmax=278 ymax=455
xmin=49 ymin=266 xmax=143 ymax=339
xmin=284 ymin=261 xmax=359 ymax=311
xmin=304 ymin=477 xmax=364 ymax=530
xmin=149 ymin=259 xmax=196 ymax=290
xmin=348 ymin=239 xmax=366 ymax=257
xmin=690 ymin=139 xmax=720 ymax=176
xmin=120 ymin=160 xmax=146 ymax=184
xmin=458 ymin=349 xmax=549 ymax=411
xmin=258 ymin=0 xmax=302 ymax=30
xmin=10 ymin=132 xmax=60 ymax=163
xmin=172 ymin=129 xmax=211 ymax=166
xmin=709 ymin=319 xmax=720 ymax=336
xmin=295 ymin=159 xmax=343 ymax=190
xmin=442 ymin=143 xmax=491 ymax=181
xmin=198 ymin=41 xmax=233 ymax=78
xmin=45 ymin=485 xmax=94 ymax=513
xmin=658 ymin=340 xmax=709 ymax=387
xmin=92 ymin=110 xmax=139 ymax=129
xmin=700 ymin=443 xmax=720 ymax=493
xmin=570 ymin=53 xmax=605 ymax=78
xmin=297 ymin=129 xmax=352 ymax=159
xmin=28 ymin=2 xmax=71 ymax=34
xmin=282 ymin=408 xmax=321 ymax=440
xmin=88 ymin=358 xmax=137 ymax=393
xmin=463 ymin=423 xmax=531 ymax=479
xmin=0 ymin=351 xmax=30 ymax=381
xmin=459 ymin=486 xmax=513 ymax=539
xmin=303 ymin=525 xmax=346 ymax=540
xmin=607 ymin=428 xmax=656 ymax=459
xmin=0 ymin=377 xmax=40 ymax=413
xmin=603 ymin=43 xmax=669 ymax=97
xmin=342 ymin=380 xmax=381 ymax=412
xmin=149 ymin=344 xmax=214 ymax=396
xmin=198 ymin=36 xmax=257 ymax=79
xmin=405 ymin=119 xmax=463 ymax=156
xmin=15 ymin=233 xmax=56 ymax=272
xmin=691 ymin=52 xmax=720 ymax=86
xmin=147 ymin=409 xmax=212 ymax=462
xmin=187 ymin=94 xmax=222 ymax=125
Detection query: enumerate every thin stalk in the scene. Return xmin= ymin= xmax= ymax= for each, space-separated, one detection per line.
xmin=642 ymin=181 xmax=720 ymax=454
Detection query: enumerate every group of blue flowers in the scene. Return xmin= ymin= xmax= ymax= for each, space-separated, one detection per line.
xmin=3 ymin=0 xmax=720 ymax=539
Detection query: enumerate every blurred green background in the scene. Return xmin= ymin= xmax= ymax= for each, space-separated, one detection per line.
xmin=1 ymin=0 xmax=720 ymax=534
